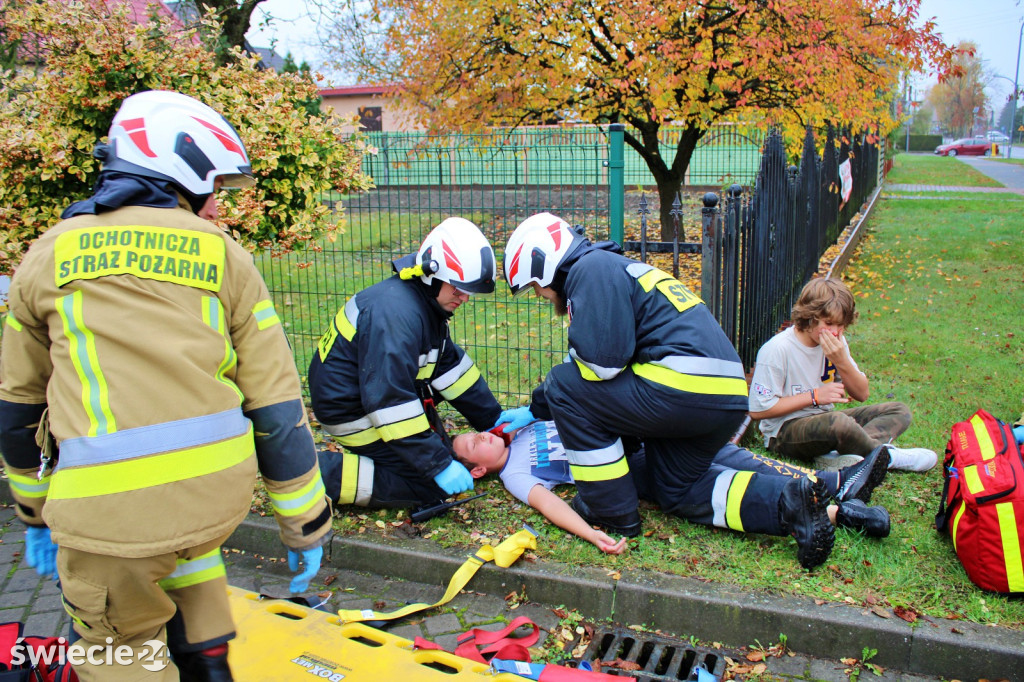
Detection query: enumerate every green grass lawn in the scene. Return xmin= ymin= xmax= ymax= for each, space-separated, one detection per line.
xmin=884 ymin=153 xmax=1003 ymax=187
xmin=314 ymin=152 xmax=1024 ymax=631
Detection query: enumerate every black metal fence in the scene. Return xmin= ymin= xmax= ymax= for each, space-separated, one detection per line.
xmin=698 ymin=127 xmax=880 ymax=369
xmin=257 ymin=124 xmax=879 ymax=403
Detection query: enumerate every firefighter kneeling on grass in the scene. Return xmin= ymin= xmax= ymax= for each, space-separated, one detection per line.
xmin=309 ymin=218 xmax=502 ymax=510
xmin=0 ymin=91 xmax=332 ymax=681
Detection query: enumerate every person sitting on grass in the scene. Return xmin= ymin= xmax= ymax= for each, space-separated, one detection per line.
xmin=748 ymin=277 xmax=937 ymax=473
xmin=451 ymin=420 xmax=892 ymax=558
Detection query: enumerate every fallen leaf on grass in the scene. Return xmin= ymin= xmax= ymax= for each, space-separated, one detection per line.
xmin=894 ymin=606 xmax=919 ymax=623
xmin=746 ymin=651 xmax=765 ymax=662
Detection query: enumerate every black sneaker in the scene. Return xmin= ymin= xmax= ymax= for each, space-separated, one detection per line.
xmin=835 ymin=445 xmax=890 ymax=504
xmin=835 ymin=499 xmax=890 ymax=538
xmin=779 ymin=476 xmax=835 ymax=570
xmin=570 ymin=495 xmax=642 ymax=537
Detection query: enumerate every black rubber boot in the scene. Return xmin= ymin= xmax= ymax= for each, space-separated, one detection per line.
xmin=778 ymin=476 xmax=835 ymax=570
xmin=570 ymin=495 xmax=642 ymax=537
xmin=175 ymin=645 xmax=234 ymax=682
xmin=835 ymin=499 xmax=891 ymax=538
xmin=835 ymin=445 xmax=890 ymax=504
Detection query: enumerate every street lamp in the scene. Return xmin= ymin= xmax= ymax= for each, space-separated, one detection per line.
xmin=1008 ymin=21 xmax=1024 ymax=159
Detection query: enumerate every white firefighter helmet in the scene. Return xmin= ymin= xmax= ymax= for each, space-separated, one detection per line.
xmin=99 ymin=90 xmax=254 ymax=196
xmin=416 ymin=217 xmax=496 ymax=294
xmin=503 ymin=212 xmax=585 ymax=296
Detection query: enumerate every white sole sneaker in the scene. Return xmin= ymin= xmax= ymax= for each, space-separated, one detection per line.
xmin=887 ymin=446 xmax=938 ymax=472
xmin=813 ymin=451 xmax=865 ymax=471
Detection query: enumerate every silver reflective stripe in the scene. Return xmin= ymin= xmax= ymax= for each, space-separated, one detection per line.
xmin=355 ymin=455 xmax=374 ymax=506
xmin=418 ymin=348 xmax=439 ymax=368
xmin=368 ymin=399 xmax=423 ymax=428
xmin=565 ymin=438 xmax=624 ymax=466
xmin=344 ymin=296 xmax=360 ymax=329
xmin=320 ymin=415 xmax=373 ymax=436
xmin=431 ymin=353 xmax=473 ymax=391
xmin=569 ymin=348 xmax=624 ymax=380
xmin=625 ymin=262 xmax=655 ymax=278
xmin=711 ymin=469 xmax=736 ymax=528
xmin=57 ymin=408 xmax=249 ymax=469
xmin=651 ymin=355 xmax=745 ymax=379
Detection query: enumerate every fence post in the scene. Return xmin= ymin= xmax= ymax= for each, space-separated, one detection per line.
xmin=700 ymin=192 xmax=720 ymax=319
xmin=608 ymin=124 xmax=625 ymax=243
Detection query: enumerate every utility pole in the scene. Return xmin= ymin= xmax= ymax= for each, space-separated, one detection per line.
xmin=1009 ymin=21 xmax=1023 ymax=159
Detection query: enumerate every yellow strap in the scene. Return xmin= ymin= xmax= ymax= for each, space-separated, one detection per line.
xmin=337 ymin=527 xmax=537 ymax=623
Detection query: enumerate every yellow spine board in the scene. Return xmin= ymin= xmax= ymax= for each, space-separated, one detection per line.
xmin=226 ymin=587 xmax=525 ymax=681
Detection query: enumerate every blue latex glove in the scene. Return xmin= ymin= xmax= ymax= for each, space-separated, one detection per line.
xmin=25 ymin=526 xmax=58 ymax=581
xmin=1014 ymin=425 xmax=1024 ymax=446
xmin=287 ymin=546 xmax=323 ymax=593
xmin=433 ymin=460 xmax=474 ymax=495
xmin=494 ymin=406 xmax=535 ymax=433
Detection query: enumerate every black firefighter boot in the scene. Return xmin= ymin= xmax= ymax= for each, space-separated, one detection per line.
xmin=175 ymin=644 xmax=234 ymax=682
xmin=835 ymin=499 xmax=891 ymax=538
xmin=778 ymin=476 xmax=835 ymax=570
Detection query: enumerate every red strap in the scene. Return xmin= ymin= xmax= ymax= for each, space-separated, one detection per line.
xmin=414 ymin=616 xmax=539 ymax=665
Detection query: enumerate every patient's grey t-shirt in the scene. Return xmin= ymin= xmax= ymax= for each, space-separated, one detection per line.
xmin=500 ymin=420 xmax=573 ymax=504
xmin=748 ymin=327 xmax=857 ymax=445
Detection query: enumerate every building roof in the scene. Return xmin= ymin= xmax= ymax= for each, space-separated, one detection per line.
xmin=319 ymin=85 xmax=398 ymax=97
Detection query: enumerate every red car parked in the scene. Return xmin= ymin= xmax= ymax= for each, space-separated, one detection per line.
xmin=934 ymin=138 xmax=996 ymax=157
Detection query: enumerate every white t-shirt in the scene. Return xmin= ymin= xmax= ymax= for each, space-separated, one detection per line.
xmin=499 ymin=420 xmax=573 ymax=504
xmin=748 ymin=327 xmax=859 ymax=445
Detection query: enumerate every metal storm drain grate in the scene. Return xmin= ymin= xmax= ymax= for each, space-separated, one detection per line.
xmin=577 ymin=626 xmax=724 ymax=680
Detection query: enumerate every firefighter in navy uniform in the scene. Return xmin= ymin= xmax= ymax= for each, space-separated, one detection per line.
xmin=499 ymin=213 xmax=836 ymax=569
xmin=309 ymin=218 xmax=502 ymax=509
xmin=0 ymin=91 xmax=332 ymax=681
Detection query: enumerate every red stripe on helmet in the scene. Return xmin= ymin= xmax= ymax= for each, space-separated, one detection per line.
xmin=442 ymin=240 xmax=465 ymax=279
xmin=192 ymin=117 xmax=246 ymax=158
xmin=546 ymin=221 xmax=562 ymax=249
xmin=508 ymin=244 xmax=524 ymax=281
xmin=119 ymin=117 xmax=157 ymax=158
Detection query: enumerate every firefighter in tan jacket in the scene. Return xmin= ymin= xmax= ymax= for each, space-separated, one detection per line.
xmin=0 ymin=91 xmax=332 ymax=681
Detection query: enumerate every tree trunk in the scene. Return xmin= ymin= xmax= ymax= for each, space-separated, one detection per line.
xmin=624 ymin=123 xmax=701 ymax=241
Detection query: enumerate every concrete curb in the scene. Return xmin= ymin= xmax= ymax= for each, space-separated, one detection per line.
xmin=228 ymin=514 xmax=1024 ymax=681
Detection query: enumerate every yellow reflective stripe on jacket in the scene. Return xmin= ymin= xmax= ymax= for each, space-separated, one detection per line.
xmin=252 ymin=299 xmax=281 ymax=330
xmin=376 ymin=414 xmax=430 ymax=442
xmin=632 ymin=362 xmax=748 ymax=397
xmin=416 ymin=363 xmax=437 ymax=380
xmin=970 ymin=414 xmax=997 ymax=461
xmin=269 ymin=476 xmax=327 ymax=517
xmin=632 ymin=265 xmax=702 ymax=313
xmin=7 ymin=471 xmax=50 ymax=498
xmin=157 ymin=549 xmax=227 ymax=591
xmin=996 ymin=502 xmax=1024 ymax=592
xmin=48 ymin=427 xmax=254 ymax=500
xmin=53 ymin=225 xmax=225 ymax=292
xmin=570 ymin=349 xmax=624 ymax=381
xmin=725 ymin=471 xmax=753 ymax=532
xmin=569 ymin=457 xmax=630 ymax=483
xmin=202 ymin=297 xmax=243 ymax=403
xmin=57 ymin=292 xmax=116 ymax=437
xmin=339 ymin=452 xmax=374 ymax=505
xmin=317 ymin=297 xmax=358 ymax=361
xmin=4 ymin=313 xmax=22 ymax=332
xmin=322 ymin=416 xmax=381 ymax=447
xmin=438 ymin=364 xmax=481 ymax=401
xmin=574 ymin=357 xmax=600 ymax=381
xmin=337 ymin=428 xmax=381 ymax=447
xmin=432 ymin=354 xmax=478 ymax=400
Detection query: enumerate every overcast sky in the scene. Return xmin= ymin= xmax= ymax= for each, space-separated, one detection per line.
xmin=246 ymin=0 xmax=1024 ymax=97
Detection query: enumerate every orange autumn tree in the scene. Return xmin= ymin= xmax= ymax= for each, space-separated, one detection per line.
xmin=374 ymin=0 xmax=952 ymax=238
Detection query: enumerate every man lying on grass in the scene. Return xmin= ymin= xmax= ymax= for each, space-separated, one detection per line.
xmin=451 ymin=420 xmax=892 ymax=562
